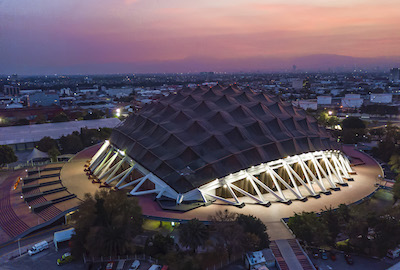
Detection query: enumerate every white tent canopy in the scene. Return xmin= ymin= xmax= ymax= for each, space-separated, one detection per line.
xmin=26 ymin=148 xmax=49 ymax=163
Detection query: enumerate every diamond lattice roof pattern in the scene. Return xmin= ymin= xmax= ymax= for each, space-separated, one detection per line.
xmin=111 ymin=85 xmax=339 ymax=193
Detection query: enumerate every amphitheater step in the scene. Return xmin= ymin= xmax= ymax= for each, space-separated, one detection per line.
xmin=22 ymin=180 xmax=62 ymax=192
xmin=27 ymin=166 xmax=62 ymax=176
xmin=24 ymin=187 xmax=67 ymax=202
xmin=23 ymin=173 xmax=60 ymax=184
xmin=31 ymin=194 xmax=77 ymax=213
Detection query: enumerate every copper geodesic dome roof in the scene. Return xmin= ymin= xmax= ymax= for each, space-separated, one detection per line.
xmin=110 ymin=84 xmax=339 ymax=193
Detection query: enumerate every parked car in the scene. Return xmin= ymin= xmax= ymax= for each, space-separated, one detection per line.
xmin=57 ymin=252 xmax=73 ymax=266
xmin=106 ymin=262 xmax=114 ymax=270
xmin=28 ymin=241 xmax=49 ymax=256
xmin=329 ymin=250 xmax=336 ymax=261
xmin=148 ymin=265 xmax=162 ymax=270
xmin=320 ymin=249 xmax=328 ymax=260
xmin=344 ymin=253 xmax=354 ymax=265
xmin=312 ymin=248 xmax=319 ymax=259
xmin=129 ymin=260 xmax=140 ymax=270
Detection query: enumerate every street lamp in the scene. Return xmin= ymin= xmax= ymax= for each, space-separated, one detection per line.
xmin=328 ymin=111 xmax=333 ymax=116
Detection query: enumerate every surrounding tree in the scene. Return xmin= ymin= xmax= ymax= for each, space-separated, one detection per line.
xmin=59 ymin=132 xmax=84 ymax=154
xmin=13 ymin=118 xmax=29 ymax=126
xmin=146 ymin=233 xmax=174 ymax=257
xmin=83 ymin=109 xmax=105 ymax=120
xmin=0 ymin=145 xmax=18 ymax=166
xmin=320 ymin=207 xmax=340 ymax=245
xmin=71 ymin=190 xmax=143 ymax=257
xmin=342 ymin=117 xmax=366 ymax=129
xmin=287 ymin=211 xmax=330 ymax=246
xmin=340 ymin=117 xmax=366 ymax=144
xmin=336 ymin=203 xmax=350 ymax=224
xmin=360 ymin=104 xmax=399 ymax=116
xmin=178 ymin=218 xmax=209 ymax=253
xmin=317 ymin=111 xmax=340 ymax=128
xmin=210 ymin=210 xmax=245 ymax=260
xmin=52 ymin=112 xmax=69 ymax=123
xmin=392 ymin=180 xmax=400 ymax=203
xmin=37 ymin=136 xmax=58 ymax=153
xmin=236 ymin=214 xmax=270 ymax=249
xmin=372 ymin=123 xmax=400 ymax=162
xmin=371 ymin=215 xmax=400 ymax=257
xmin=48 ymin=147 xmax=60 ymax=162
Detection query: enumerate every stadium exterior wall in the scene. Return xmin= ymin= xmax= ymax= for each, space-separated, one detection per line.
xmin=87 ymin=141 xmax=355 ymax=207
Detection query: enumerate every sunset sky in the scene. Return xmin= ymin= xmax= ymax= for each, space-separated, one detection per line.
xmin=1 ymin=0 xmax=399 ymax=74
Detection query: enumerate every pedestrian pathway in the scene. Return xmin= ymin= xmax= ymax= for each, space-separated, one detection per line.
xmin=0 ymin=171 xmax=30 ymax=239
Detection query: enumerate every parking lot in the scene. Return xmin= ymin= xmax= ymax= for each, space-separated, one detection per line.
xmin=0 ymin=245 xmax=155 ymax=270
xmin=309 ymin=252 xmax=394 ymax=270
xmin=0 ymin=245 xmax=84 ymax=270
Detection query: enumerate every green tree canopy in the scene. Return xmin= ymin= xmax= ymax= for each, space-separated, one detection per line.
xmin=0 ymin=145 xmax=18 ymax=166
xmin=178 ymin=218 xmax=209 ymax=253
xmin=210 ymin=210 xmax=246 ymax=260
xmin=146 ymin=233 xmax=174 ymax=257
xmin=59 ymin=132 xmax=83 ymax=154
xmin=71 ymin=190 xmax=143 ymax=257
xmin=52 ymin=112 xmax=69 ymax=123
xmin=13 ymin=118 xmax=29 ymax=126
xmin=48 ymin=147 xmax=60 ymax=162
xmin=37 ymin=136 xmax=58 ymax=153
xmin=342 ymin=117 xmax=366 ymax=129
xmin=287 ymin=211 xmax=330 ymax=246
xmin=236 ymin=214 xmax=270 ymax=249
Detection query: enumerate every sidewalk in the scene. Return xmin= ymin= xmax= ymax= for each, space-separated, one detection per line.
xmin=0 ymin=236 xmax=54 ymax=264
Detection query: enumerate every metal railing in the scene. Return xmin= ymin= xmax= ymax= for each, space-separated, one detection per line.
xmin=83 ymin=253 xmax=158 ymax=265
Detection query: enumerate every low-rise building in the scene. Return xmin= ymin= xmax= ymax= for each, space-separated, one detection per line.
xmin=370 ymin=93 xmax=393 ymax=103
xmin=28 ymin=92 xmax=60 ymax=107
xmin=293 ymin=99 xmax=317 ymax=110
xmin=342 ymin=94 xmax=363 ymax=108
xmin=317 ymin=95 xmax=332 ymax=105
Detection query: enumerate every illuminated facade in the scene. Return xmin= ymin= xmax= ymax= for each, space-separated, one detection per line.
xmin=88 ymin=85 xmax=355 ymax=209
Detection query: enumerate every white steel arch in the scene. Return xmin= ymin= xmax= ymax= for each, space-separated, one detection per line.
xmin=88 ymin=141 xmax=355 ymax=208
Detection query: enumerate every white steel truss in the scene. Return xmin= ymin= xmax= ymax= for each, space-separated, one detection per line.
xmin=89 ymin=141 xmax=354 ymax=208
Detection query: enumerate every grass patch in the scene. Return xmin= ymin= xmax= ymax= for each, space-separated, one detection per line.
xmin=373 ymin=189 xmax=394 ymax=201
xmin=143 ymin=219 xmax=174 ymax=234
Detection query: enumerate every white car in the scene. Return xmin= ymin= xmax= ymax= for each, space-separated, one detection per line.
xmin=28 ymin=241 xmax=49 ymax=256
xmin=129 ymin=260 xmax=140 ymax=270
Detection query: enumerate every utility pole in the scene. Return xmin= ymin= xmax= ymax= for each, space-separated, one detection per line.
xmin=18 ymin=238 xmax=21 ymax=256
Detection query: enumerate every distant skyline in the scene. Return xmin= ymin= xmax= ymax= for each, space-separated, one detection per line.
xmin=1 ymin=0 xmax=400 ymax=75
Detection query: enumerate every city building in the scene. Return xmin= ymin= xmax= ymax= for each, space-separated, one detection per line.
xmin=28 ymin=92 xmax=60 ymax=107
xmin=291 ymin=79 xmax=303 ymax=90
xmin=370 ymin=93 xmax=393 ymax=104
xmin=3 ymin=85 xmax=20 ymax=96
xmin=390 ymin=68 xmax=400 ymax=83
xmin=245 ymin=250 xmax=276 ymax=270
xmin=88 ymin=85 xmax=354 ymax=210
xmin=293 ymin=99 xmax=318 ymax=110
xmin=317 ymin=96 xmax=332 ymax=106
xmin=341 ymin=94 xmax=363 ymax=108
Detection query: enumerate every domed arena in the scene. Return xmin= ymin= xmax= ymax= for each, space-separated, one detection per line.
xmin=88 ymin=84 xmax=355 ymax=211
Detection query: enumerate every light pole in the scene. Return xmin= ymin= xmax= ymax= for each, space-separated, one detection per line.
xmin=18 ymin=238 xmax=21 ymax=257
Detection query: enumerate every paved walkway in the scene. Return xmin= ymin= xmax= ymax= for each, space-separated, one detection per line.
xmin=275 ymin=239 xmax=304 ymax=270
xmin=0 ymin=171 xmax=30 ymax=242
